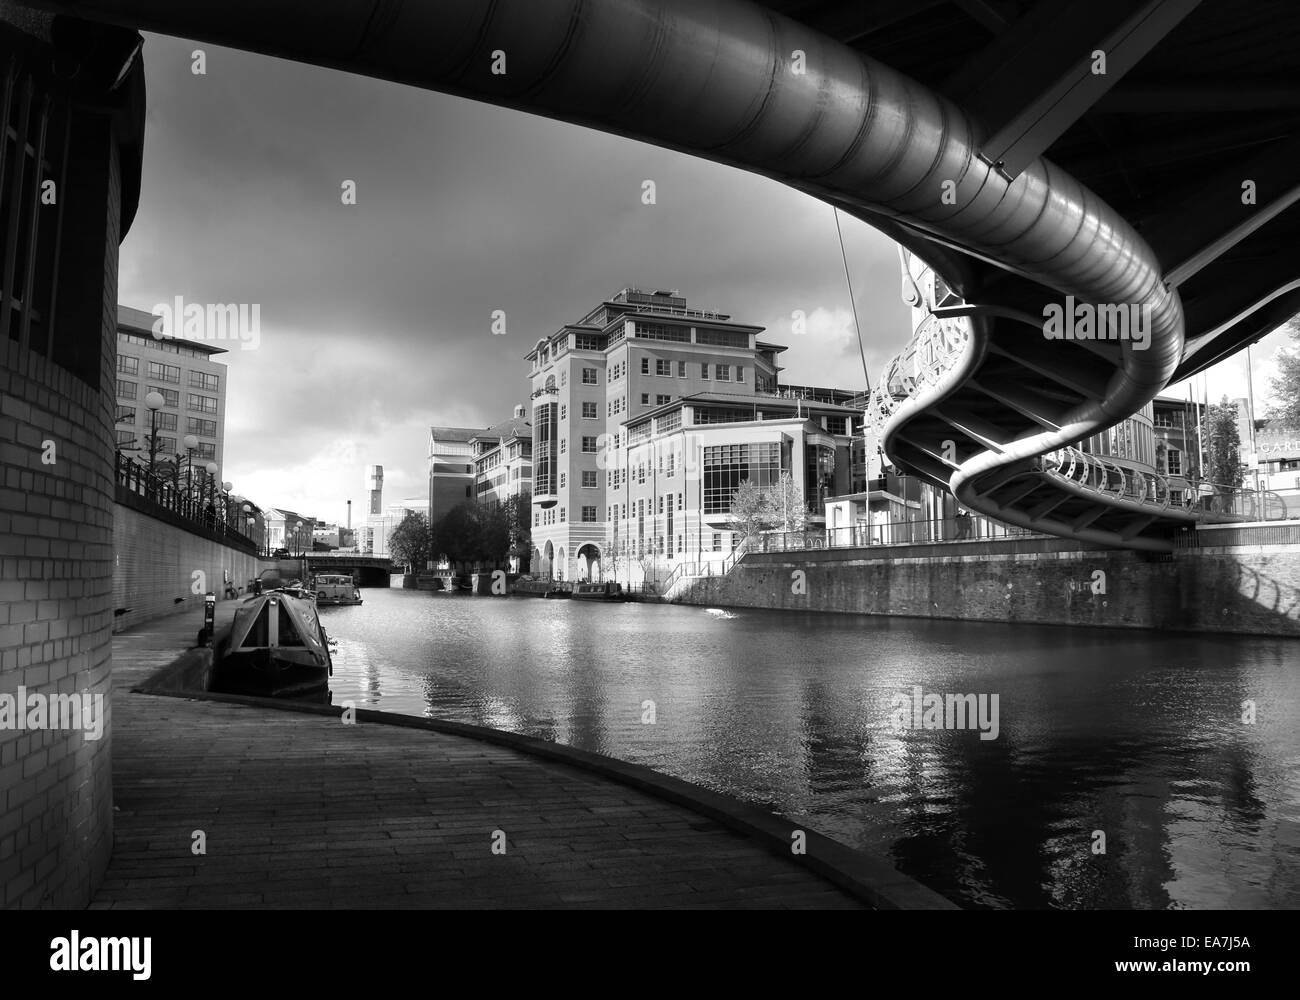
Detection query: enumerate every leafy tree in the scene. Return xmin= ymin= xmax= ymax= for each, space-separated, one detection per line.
xmin=1267 ymin=318 xmax=1300 ymax=426
xmin=388 ymin=511 xmax=431 ymax=571
xmin=730 ymin=479 xmax=775 ymax=540
xmin=1200 ymin=396 xmax=1243 ymax=500
xmin=769 ymin=471 xmax=808 ymax=532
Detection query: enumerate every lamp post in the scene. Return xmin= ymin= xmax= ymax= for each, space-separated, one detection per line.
xmin=294 ymin=520 xmax=304 ymax=556
xmin=143 ymin=391 xmax=165 ymax=481
xmin=222 ymin=481 xmax=233 ymax=531
xmin=182 ymin=434 xmax=199 ymax=512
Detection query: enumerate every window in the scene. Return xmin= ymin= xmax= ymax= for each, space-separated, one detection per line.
xmin=115 ymin=429 xmax=136 ymax=446
xmin=608 ymin=402 xmax=613 ymax=417
xmin=116 ymin=356 xmax=138 ymax=375
xmin=149 ymin=386 xmax=180 ymax=408
xmin=678 ymin=361 xmax=686 ymax=378
xmin=656 ymin=395 xmax=671 ymax=406
xmin=163 ymin=437 xmax=182 ymax=456
xmin=535 ymin=512 xmax=540 ymax=526
xmin=581 ymin=436 xmax=598 ymax=453
xmin=715 ymin=364 xmax=730 ymax=381
xmin=826 ymin=416 xmax=847 ymax=435
xmin=703 ymin=442 xmax=782 ymax=514
xmin=187 ymin=417 xmax=218 ymax=437
xmin=655 ymin=359 xmax=672 ymax=377
xmin=735 ymin=366 xmax=744 ymax=382
xmin=560 ymin=507 xmax=567 ymax=522
xmin=657 ymin=496 xmax=664 ymax=514
xmin=581 ymin=506 xmax=597 ymax=522
xmin=677 ymin=535 xmax=683 ymax=553
xmin=635 ymin=322 xmax=690 ymax=343
xmin=189 ymin=371 xmax=219 ymax=390
xmin=638 ymin=464 xmax=646 ymax=485
xmin=641 ymin=358 xmax=650 ymax=375
xmin=582 ymin=401 xmax=597 ymax=419
xmin=658 ymin=411 xmax=682 ymax=434
xmin=697 ymin=328 xmax=749 ymax=348
xmin=154 ymin=412 xmax=178 ymax=431
xmin=641 ymin=393 xmax=650 ymax=405
xmin=561 ymin=372 xmax=568 ymax=387
xmin=465 ymin=485 xmax=471 ymax=497
xmin=187 ymin=394 xmax=218 ymax=414
xmin=582 ymin=471 xmax=597 ymax=488
xmin=147 ymin=361 xmax=180 ymax=383
xmin=666 ymin=453 xmax=675 ymax=477
xmin=117 ymin=380 xmax=137 ymax=400
xmin=560 ymin=440 xmax=567 ymax=453
xmin=1167 ymin=449 xmax=1181 ymax=476
xmin=678 ymin=493 xmax=683 ymax=510
xmin=560 ymin=472 xmax=566 ymax=488
xmin=116 ymin=406 xmax=135 ymax=424
xmin=560 ymin=404 xmax=567 ymax=420
xmin=582 ymin=367 xmax=598 ymax=384
xmin=712 ymin=532 xmax=722 ymax=551
xmin=701 ymin=364 xmax=710 ymax=380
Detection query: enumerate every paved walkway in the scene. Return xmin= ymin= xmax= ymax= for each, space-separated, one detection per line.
xmin=99 ymin=603 xmax=867 ymax=908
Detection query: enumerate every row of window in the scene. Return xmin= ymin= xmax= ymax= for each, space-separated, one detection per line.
xmin=118 ymin=332 xmax=220 ymax=361
xmin=610 ymin=533 xmax=734 ymax=556
xmin=116 ymin=380 xmax=219 ymax=413
xmin=556 ymin=436 xmax=600 ymax=455
xmin=115 ymin=356 xmax=222 ymax=390
xmin=115 ymin=408 xmax=215 ymax=437
xmin=115 ymin=430 xmax=216 ymax=459
xmin=534 ymin=506 xmax=600 ymax=525
xmin=558 ymin=402 xmax=602 ymax=420
xmin=636 ymin=357 xmax=744 ymax=382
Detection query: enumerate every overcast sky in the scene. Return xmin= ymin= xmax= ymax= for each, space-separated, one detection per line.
xmin=117 ymin=34 xmax=1295 ymax=524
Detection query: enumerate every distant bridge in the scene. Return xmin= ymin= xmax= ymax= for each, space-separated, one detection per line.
xmin=303 ymin=552 xmax=394 ymax=587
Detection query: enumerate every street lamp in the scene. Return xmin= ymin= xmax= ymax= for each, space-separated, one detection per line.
xmin=222 ymin=481 xmax=233 ymax=530
xmin=182 ymin=434 xmax=199 ymax=509
xmin=295 ymin=520 xmax=304 ymax=556
xmin=143 ymin=391 xmax=165 ymax=480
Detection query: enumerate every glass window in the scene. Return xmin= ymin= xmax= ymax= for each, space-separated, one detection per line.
xmin=115 ymin=429 xmax=136 ymax=446
xmin=581 ymin=436 xmax=598 ymax=453
xmin=656 ymin=395 xmax=671 ymax=405
xmin=189 ymin=371 xmax=219 ymax=390
xmin=149 ymin=386 xmax=180 ymax=407
xmin=715 ymin=364 xmax=730 ymax=381
xmin=117 ymin=379 xmax=137 ymax=400
xmin=678 ymin=361 xmax=686 ymax=378
xmin=656 ymin=359 xmax=671 ymax=377
xmin=116 ymin=405 xmax=135 ymax=424
xmin=187 ymin=394 xmax=218 ymax=414
xmin=147 ymin=361 xmax=180 ymax=383
xmin=581 ymin=506 xmax=597 ymax=522
xmin=116 ymin=356 xmax=139 ymax=375
xmin=560 ymin=404 xmax=567 ymax=420
xmin=641 ymin=394 xmax=649 ymax=405
xmin=582 ymin=471 xmax=597 ymax=488
xmin=582 ymin=367 xmax=598 ymax=384
xmin=703 ymin=442 xmax=781 ymax=514
xmin=701 ymin=364 xmax=710 ymax=380
xmin=582 ymin=401 xmax=597 ymax=418
xmin=641 ymin=358 xmax=650 ymax=374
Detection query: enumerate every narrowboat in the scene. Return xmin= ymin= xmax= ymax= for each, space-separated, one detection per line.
xmin=571 ymin=581 xmax=628 ymax=601
xmin=312 ymin=573 xmax=363 ymax=606
xmin=212 ymin=588 xmax=333 ymax=698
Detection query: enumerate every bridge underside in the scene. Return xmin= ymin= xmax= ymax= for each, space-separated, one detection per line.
xmin=21 ymin=0 xmax=1300 ymax=550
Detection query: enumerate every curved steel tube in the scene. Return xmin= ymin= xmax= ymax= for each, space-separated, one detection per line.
xmin=20 ymin=0 xmax=1191 ymax=541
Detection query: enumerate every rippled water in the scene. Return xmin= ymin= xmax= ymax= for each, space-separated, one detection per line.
xmin=317 ymin=589 xmax=1300 ymax=909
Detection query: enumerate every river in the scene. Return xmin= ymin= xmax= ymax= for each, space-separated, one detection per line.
xmin=315 ymin=588 xmax=1300 ymax=909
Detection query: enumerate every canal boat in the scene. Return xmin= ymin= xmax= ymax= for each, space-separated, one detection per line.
xmin=312 ymin=573 xmax=363 ymax=606
xmin=571 ymin=581 xmax=628 ymax=601
xmin=543 ymin=584 xmax=573 ymax=599
xmin=212 ymin=588 xmax=333 ymax=698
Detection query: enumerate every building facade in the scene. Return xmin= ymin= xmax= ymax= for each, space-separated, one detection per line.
xmin=427 ymin=427 xmax=477 ymax=527
xmin=524 ymin=288 xmax=862 ymax=583
xmin=115 ymin=304 xmax=228 ymax=482
xmin=471 ymin=404 xmax=533 ymax=510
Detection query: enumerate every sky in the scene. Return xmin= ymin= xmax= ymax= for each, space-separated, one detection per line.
xmin=118 ymin=34 xmax=1298 ymax=524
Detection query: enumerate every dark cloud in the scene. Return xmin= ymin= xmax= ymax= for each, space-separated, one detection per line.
xmin=120 ymin=33 xmax=910 ymax=521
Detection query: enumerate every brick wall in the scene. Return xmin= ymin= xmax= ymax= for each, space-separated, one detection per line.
xmin=676 ymin=543 xmax=1300 ymax=637
xmin=112 ymin=503 xmax=263 ymax=632
xmin=0 ymin=142 xmax=120 ymax=909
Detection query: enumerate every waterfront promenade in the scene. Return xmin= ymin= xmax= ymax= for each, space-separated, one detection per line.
xmin=100 ymin=603 xmax=924 ymax=909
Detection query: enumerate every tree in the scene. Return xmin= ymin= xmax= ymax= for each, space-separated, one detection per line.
xmin=1200 ymin=396 xmax=1243 ymax=511
xmin=769 ymin=471 xmax=808 ymax=532
xmin=729 ymin=479 xmax=775 ymax=541
xmin=387 ymin=511 xmax=431 ymax=571
xmin=1267 ymin=318 xmax=1300 ymax=426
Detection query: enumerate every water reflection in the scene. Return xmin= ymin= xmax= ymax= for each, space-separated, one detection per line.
xmin=318 ymin=590 xmax=1300 ymax=909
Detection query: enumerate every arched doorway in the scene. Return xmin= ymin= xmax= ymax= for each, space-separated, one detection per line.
xmin=576 ymin=543 xmax=601 ymax=581
xmin=542 ymin=540 xmax=554 ymax=580
xmin=556 ymin=546 xmax=566 ymax=581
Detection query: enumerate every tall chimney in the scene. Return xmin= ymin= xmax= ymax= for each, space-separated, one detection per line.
xmin=347 ymin=499 xmax=352 ymax=530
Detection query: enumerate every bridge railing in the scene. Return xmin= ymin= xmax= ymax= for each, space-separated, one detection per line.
xmin=1039 ymin=447 xmax=1289 ymax=522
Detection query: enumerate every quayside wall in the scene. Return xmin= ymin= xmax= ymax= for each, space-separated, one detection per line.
xmin=672 ymin=526 xmax=1300 ymax=637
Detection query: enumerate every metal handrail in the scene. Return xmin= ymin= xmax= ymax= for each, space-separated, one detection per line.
xmin=115 ymin=452 xmax=258 ymax=549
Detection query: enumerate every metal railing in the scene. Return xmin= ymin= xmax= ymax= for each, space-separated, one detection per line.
xmin=1038 ymin=446 xmax=1289 ymax=521
xmin=115 ymin=452 xmax=257 ymax=551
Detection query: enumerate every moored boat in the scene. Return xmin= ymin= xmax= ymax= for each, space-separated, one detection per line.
xmin=312 ymin=573 xmax=363 ymax=606
xmin=571 ymin=581 xmax=627 ymax=601
xmin=212 ymin=588 xmax=333 ymax=698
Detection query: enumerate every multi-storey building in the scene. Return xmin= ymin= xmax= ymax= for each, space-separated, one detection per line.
xmin=471 ymin=404 xmax=533 ymax=509
xmin=525 ymin=287 xmax=861 ymax=583
xmin=264 ymin=508 xmax=317 ymax=555
xmin=115 ymin=304 xmax=228 ymax=480
xmin=427 ymin=427 xmax=477 ymax=527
